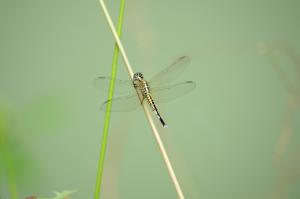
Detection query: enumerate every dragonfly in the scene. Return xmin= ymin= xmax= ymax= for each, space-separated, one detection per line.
xmin=94 ymin=56 xmax=196 ymax=127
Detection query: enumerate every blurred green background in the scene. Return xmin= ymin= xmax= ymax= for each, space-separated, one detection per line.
xmin=1 ymin=0 xmax=300 ymax=198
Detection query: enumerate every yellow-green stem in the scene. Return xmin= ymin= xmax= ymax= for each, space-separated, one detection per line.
xmin=94 ymin=1 xmax=125 ymax=198
xmin=0 ymin=107 xmax=18 ymax=199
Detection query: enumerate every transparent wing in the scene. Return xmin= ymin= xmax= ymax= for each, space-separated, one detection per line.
xmin=94 ymin=76 xmax=134 ymax=94
xmin=149 ymin=56 xmax=191 ymax=87
xmin=101 ymin=94 xmax=140 ymax=112
xmin=151 ymin=81 xmax=196 ymax=103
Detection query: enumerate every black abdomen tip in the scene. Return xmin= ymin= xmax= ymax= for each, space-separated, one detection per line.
xmin=159 ymin=117 xmax=167 ymax=128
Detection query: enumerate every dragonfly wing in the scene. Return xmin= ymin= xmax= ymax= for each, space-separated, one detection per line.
xmin=151 ymin=81 xmax=196 ymax=103
xmin=94 ymin=76 xmax=134 ymax=94
xmin=101 ymin=94 xmax=141 ymax=112
xmin=149 ymin=56 xmax=191 ymax=87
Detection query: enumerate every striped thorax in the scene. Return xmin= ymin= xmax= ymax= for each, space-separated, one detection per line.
xmin=133 ymin=72 xmax=152 ymax=104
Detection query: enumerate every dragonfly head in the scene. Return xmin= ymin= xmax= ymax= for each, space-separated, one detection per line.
xmin=133 ymin=72 xmax=144 ymax=80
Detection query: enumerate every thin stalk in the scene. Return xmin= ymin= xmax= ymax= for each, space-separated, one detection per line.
xmin=0 ymin=108 xmax=18 ymax=199
xmin=97 ymin=1 xmax=185 ymax=198
xmin=6 ymin=160 xmax=18 ymax=199
xmin=94 ymin=1 xmax=126 ymax=199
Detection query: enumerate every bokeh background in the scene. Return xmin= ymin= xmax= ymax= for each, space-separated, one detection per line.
xmin=1 ymin=0 xmax=300 ymax=198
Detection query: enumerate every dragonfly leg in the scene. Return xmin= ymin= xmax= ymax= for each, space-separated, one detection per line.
xmin=140 ymin=96 xmax=146 ymax=105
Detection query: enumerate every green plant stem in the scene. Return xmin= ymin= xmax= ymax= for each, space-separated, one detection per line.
xmin=94 ymin=1 xmax=125 ymax=199
xmin=7 ymin=163 xmax=18 ymax=199
xmin=0 ymin=107 xmax=18 ymax=199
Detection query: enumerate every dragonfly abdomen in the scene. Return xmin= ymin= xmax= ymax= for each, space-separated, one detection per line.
xmin=137 ymin=79 xmax=167 ymax=127
xmin=146 ymin=94 xmax=167 ymax=127
xmin=145 ymin=93 xmax=155 ymax=110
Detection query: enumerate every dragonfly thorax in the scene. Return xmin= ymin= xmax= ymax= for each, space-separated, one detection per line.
xmin=133 ymin=73 xmax=151 ymax=98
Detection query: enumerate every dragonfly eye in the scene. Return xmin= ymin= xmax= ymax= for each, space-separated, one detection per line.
xmin=134 ymin=72 xmax=144 ymax=80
